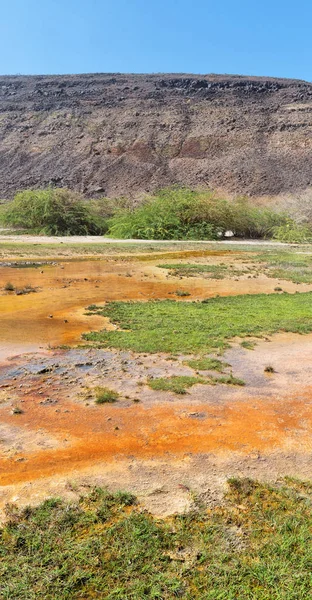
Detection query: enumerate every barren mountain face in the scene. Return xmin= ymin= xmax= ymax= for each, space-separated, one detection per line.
xmin=0 ymin=73 xmax=312 ymax=198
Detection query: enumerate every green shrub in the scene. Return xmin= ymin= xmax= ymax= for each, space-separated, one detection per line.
xmin=3 ymin=188 xmax=107 ymax=235
xmin=272 ymin=222 xmax=312 ymax=243
xmin=94 ymin=386 xmax=119 ymax=404
xmin=107 ymin=188 xmax=219 ymax=240
xmin=107 ymin=188 xmax=288 ymax=240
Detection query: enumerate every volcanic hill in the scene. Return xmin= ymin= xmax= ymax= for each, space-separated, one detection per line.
xmin=1 ymin=73 xmax=312 ymax=198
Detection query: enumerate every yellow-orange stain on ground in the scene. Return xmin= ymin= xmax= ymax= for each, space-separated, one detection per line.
xmin=1 ymin=255 xmax=311 ymax=350
xmin=1 ymin=385 xmax=312 ymax=486
xmin=1 ymin=251 xmax=312 ymax=492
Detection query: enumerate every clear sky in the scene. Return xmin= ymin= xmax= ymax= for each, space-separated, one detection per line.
xmin=1 ymin=0 xmax=311 ymax=81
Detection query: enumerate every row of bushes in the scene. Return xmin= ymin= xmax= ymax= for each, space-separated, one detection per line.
xmin=108 ymin=188 xmax=291 ymax=240
xmin=1 ymin=186 xmax=312 ymax=241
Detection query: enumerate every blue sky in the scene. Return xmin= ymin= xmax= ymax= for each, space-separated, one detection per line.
xmin=1 ymin=0 xmax=311 ymax=80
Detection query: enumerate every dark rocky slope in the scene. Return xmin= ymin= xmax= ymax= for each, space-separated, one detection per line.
xmin=1 ymin=73 xmax=312 ymax=198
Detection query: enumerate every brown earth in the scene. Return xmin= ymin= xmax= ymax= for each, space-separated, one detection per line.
xmin=1 ymin=73 xmax=312 ymax=199
xmin=1 ymin=248 xmax=312 ymax=516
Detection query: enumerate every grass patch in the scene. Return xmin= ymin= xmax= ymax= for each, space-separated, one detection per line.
xmin=148 ymin=373 xmax=244 ymax=392
xmin=186 ymin=357 xmax=229 ymax=372
xmin=159 ymin=263 xmax=246 ymax=279
xmin=83 ymin=292 xmax=312 ymax=354
xmin=1 ymin=480 xmax=312 ymax=599
xmin=240 ymin=340 xmax=257 ymax=350
xmin=212 ymin=374 xmax=245 ymax=386
xmin=94 ymin=387 xmax=119 ymax=404
xmin=254 ymin=252 xmax=312 ymax=284
xmin=148 ymin=375 xmax=206 ymax=394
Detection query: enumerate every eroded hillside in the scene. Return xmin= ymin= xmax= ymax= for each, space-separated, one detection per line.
xmin=1 ymin=73 xmax=312 ymax=198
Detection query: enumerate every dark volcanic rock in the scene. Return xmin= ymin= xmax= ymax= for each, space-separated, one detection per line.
xmin=0 ymin=72 xmax=312 ymax=198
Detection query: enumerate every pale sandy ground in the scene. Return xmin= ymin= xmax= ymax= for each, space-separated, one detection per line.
xmin=0 ymin=234 xmax=291 ymax=245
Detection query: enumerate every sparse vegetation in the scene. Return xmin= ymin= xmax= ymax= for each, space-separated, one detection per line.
xmin=254 ymin=251 xmax=312 ymax=284
xmin=1 ymin=480 xmax=312 ymax=599
xmin=15 ymin=284 xmax=37 ymax=295
xmin=94 ymin=387 xmax=119 ymax=404
xmin=175 ymin=289 xmax=191 ymax=297
xmin=264 ymin=365 xmax=276 ymax=373
xmin=240 ymin=340 xmax=256 ymax=350
xmin=159 ymin=263 xmax=246 ymax=279
xmin=4 ymin=281 xmax=14 ymax=291
xmin=0 ymin=240 xmax=224 ymax=259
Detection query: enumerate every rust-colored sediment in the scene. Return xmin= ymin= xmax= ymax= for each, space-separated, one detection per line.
xmin=1 ymin=251 xmax=312 ymax=508
xmin=1 ymin=385 xmax=312 ymax=486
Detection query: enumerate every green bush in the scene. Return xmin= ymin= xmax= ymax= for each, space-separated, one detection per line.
xmin=272 ymin=222 xmax=312 ymax=243
xmin=3 ymin=188 xmax=107 ymax=235
xmin=94 ymin=386 xmax=119 ymax=404
xmin=107 ymin=188 xmax=288 ymax=240
xmin=108 ymin=188 xmax=219 ymax=240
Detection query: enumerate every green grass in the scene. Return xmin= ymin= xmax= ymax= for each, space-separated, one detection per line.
xmin=185 ymin=357 xmax=229 ymax=372
xmin=83 ymin=292 xmax=312 ymax=354
xmin=148 ymin=375 xmax=206 ymax=394
xmin=158 ymin=263 xmax=246 ymax=279
xmin=94 ymin=387 xmax=119 ymax=404
xmin=1 ymin=479 xmax=312 ymax=599
xmin=240 ymin=340 xmax=257 ymax=350
xmin=254 ymin=252 xmax=312 ymax=284
xmin=213 ymin=374 xmax=245 ymax=386
xmin=148 ymin=374 xmax=245 ymax=393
